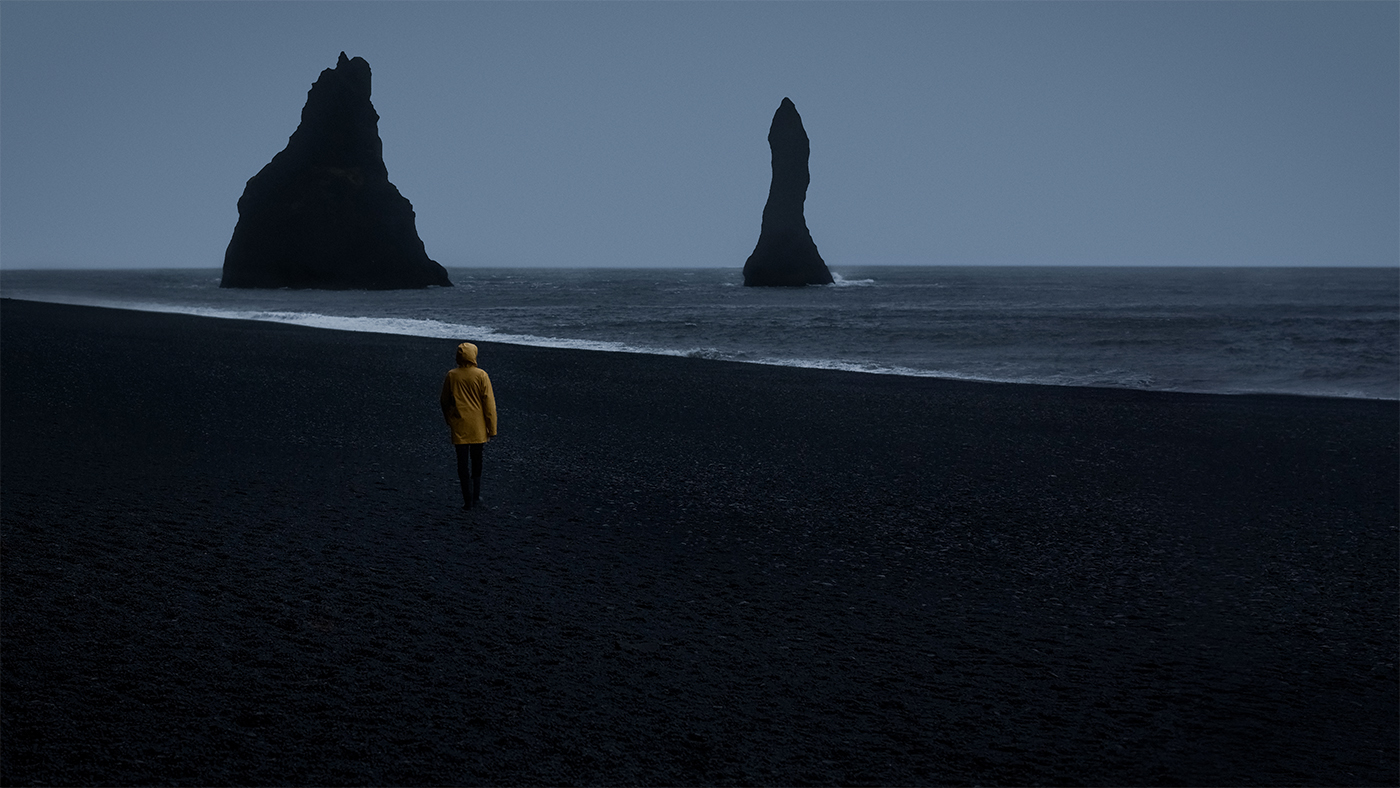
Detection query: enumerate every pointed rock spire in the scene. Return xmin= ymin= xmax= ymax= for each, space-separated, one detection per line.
xmin=742 ymin=98 xmax=833 ymax=287
xmin=221 ymin=53 xmax=451 ymax=289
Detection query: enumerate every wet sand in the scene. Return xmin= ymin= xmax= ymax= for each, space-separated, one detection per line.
xmin=2 ymin=298 xmax=1396 ymax=786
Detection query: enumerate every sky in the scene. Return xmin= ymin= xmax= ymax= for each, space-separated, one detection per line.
xmin=1 ymin=1 xmax=1396 ymax=270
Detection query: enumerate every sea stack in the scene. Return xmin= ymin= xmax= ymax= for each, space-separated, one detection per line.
xmin=221 ymin=53 xmax=451 ymax=289
xmin=742 ymin=98 xmax=833 ymax=287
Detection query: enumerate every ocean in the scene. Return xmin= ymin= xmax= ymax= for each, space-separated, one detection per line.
xmin=1 ymin=266 xmax=1395 ymax=400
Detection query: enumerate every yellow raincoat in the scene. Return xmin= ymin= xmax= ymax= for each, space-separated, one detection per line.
xmin=440 ymin=342 xmax=497 ymax=445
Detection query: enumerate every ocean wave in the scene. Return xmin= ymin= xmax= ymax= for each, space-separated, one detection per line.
xmin=682 ymin=347 xmax=730 ymax=360
xmin=6 ymin=290 xmax=1394 ymax=400
xmin=829 ymin=272 xmax=876 ymax=287
xmin=1 ymin=294 xmax=1070 ymax=385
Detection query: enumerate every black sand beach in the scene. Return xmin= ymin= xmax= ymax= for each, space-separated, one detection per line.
xmin=2 ymin=298 xmax=1396 ymax=786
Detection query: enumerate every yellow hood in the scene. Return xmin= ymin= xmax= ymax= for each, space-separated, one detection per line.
xmin=456 ymin=342 xmax=478 ymax=367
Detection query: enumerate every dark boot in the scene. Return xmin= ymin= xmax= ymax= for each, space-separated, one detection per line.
xmin=471 ymin=477 xmax=482 ymax=506
xmin=460 ymin=477 xmax=473 ymax=510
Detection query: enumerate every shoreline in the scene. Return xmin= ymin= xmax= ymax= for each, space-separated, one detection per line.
xmin=2 ymin=295 xmax=1393 ymax=403
xmin=3 ymin=299 xmax=1397 ymax=785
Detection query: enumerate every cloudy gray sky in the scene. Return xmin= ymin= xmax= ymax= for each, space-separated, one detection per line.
xmin=2 ymin=1 xmax=1396 ymax=270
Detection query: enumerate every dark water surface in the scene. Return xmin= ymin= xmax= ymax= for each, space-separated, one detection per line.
xmin=3 ymin=266 xmax=1395 ymax=398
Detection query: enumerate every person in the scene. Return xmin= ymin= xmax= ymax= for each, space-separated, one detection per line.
xmin=440 ymin=342 xmax=497 ymax=510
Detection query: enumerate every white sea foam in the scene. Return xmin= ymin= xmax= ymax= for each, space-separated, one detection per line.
xmin=4 ymin=293 xmax=1057 ymax=386
xmin=829 ymin=272 xmax=876 ymax=287
xmin=8 ymin=295 xmax=658 ymax=354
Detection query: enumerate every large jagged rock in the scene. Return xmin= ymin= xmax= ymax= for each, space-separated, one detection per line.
xmin=221 ymin=53 xmax=451 ymax=289
xmin=742 ymin=98 xmax=833 ymax=287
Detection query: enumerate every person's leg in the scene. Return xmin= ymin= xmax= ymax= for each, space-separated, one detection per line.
xmin=470 ymin=443 xmax=484 ymax=504
xmin=454 ymin=443 xmax=473 ymax=509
